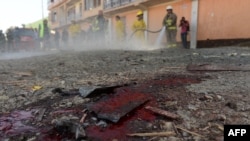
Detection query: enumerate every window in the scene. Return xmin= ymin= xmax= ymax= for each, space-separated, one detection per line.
xmin=93 ymin=0 xmax=101 ymax=7
xmin=85 ymin=0 xmax=101 ymax=10
xmin=67 ymin=7 xmax=75 ymax=22
xmin=51 ymin=12 xmax=57 ymax=22
xmin=48 ymin=0 xmax=53 ymax=5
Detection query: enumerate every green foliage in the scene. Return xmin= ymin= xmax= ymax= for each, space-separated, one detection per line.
xmin=26 ymin=17 xmax=48 ymax=29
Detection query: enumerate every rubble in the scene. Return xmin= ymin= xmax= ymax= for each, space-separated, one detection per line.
xmin=0 ymin=47 xmax=250 ymax=140
xmin=175 ymin=126 xmax=204 ymax=137
xmin=88 ymin=89 xmax=149 ymax=123
xmin=51 ymin=116 xmax=86 ymax=139
xmin=145 ymin=106 xmax=179 ymax=119
xmin=187 ymin=63 xmax=250 ymax=71
xmin=36 ymin=108 xmax=46 ymax=121
xmin=127 ymin=131 xmax=176 ymax=137
xmin=79 ymin=85 xmax=122 ymax=98
xmin=51 ymin=88 xmax=79 ymax=96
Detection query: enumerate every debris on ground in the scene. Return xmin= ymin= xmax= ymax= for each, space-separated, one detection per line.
xmin=145 ymin=106 xmax=179 ymax=119
xmin=127 ymin=131 xmax=176 ymax=137
xmin=187 ymin=63 xmax=250 ymax=71
xmin=0 ymin=47 xmax=250 ymax=140
xmin=88 ymin=89 xmax=150 ymax=123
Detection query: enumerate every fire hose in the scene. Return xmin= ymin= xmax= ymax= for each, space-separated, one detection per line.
xmin=127 ymin=28 xmax=163 ymax=41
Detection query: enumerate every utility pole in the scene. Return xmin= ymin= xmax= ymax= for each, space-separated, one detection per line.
xmin=190 ymin=0 xmax=199 ymax=49
xmin=42 ymin=0 xmax=44 ymax=19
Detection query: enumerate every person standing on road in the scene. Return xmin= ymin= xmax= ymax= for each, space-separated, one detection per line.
xmin=69 ymin=20 xmax=81 ymax=46
xmin=54 ymin=29 xmax=60 ymax=48
xmin=132 ymin=10 xmax=146 ymax=43
xmin=62 ymin=29 xmax=69 ymax=48
xmin=39 ymin=19 xmax=50 ymax=49
xmin=6 ymin=28 xmax=14 ymax=52
xmin=92 ymin=10 xmax=106 ymax=43
xmin=0 ymin=30 xmax=6 ymax=51
xmin=162 ymin=5 xmax=177 ymax=48
xmin=179 ymin=17 xmax=189 ymax=49
xmin=33 ymin=28 xmax=40 ymax=49
xmin=115 ymin=15 xmax=125 ymax=42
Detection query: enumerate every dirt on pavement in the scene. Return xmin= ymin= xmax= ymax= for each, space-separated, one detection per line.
xmin=0 ymin=46 xmax=250 ymax=141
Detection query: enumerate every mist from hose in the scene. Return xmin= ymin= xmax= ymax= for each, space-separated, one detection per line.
xmin=0 ymin=27 xmax=165 ymax=60
xmin=0 ymin=51 xmax=55 ymax=60
xmin=155 ymin=26 xmax=166 ymax=47
xmin=63 ymin=29 xmax=162 ymax=51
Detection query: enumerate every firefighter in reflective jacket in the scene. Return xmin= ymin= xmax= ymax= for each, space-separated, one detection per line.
xmin=92 ymin=10 xmax=106 ymax=39
xmin=162 ymin=5 xmax=177 ymax=48
xmin=132 ymin=10 xmax=146 ymax=42
xmin=115 ymin=15 xmax=125 ymax=41
xmin=69 ymin=20 xmax=81 ymax=42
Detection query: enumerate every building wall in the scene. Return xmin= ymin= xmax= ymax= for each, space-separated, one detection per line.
xmin=198 ymin=0 xmax=250 ymax=40
xmin=49 ymin=0 xmax=250 ymax=45
xmin=48 ymin=0 xmax=104 ymax=32
xmin=109 ymin=0 xmax=191 ymax=44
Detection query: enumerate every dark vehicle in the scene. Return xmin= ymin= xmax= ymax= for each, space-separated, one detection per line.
xmin=15 ymin=28 xmax=38 ymax=51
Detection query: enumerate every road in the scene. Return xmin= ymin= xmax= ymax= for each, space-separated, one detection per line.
xmin=0 ymin=46 xmax=250 ymax=140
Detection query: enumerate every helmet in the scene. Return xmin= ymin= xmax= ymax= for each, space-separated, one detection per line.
xmin=137 ymin=10 xmax=143 ymax=16
xmin=166 ymin=5 xmax=173 ymax=10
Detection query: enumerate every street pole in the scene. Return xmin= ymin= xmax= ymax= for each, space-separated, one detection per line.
xmin=190 ymin=0 xmax=198 ymax=49
xmin=42 ymin=0 xmax=44 ymax=19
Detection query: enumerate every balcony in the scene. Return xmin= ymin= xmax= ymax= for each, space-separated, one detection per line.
xmin=48 ymin=0 xmax=68 ymax=10
xmin=103 ymin=0 xmax=175 ymax=15
xmin=66 ymin=13 xmax=83 ymax=24
xmin=104 ymin=0 xmax=136 ymax=9
xmin=66 ymin=0 xmax=81 ymax=6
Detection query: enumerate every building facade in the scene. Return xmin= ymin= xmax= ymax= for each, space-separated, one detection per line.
xmin=48 ymin=0 xmax=103 ymax=32
xmin=48 ymin=0 xmax=250 ymax=48
xmin=103 ymin=0 xmax=250 ymax=48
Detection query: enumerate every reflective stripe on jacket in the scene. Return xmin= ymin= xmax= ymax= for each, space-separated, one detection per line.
xmin=92 ymin=19 xmax=100 ymax=32
xmin=163 ymin=13 xmax=177 ymax=30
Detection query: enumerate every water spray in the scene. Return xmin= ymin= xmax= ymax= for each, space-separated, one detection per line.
xmin=155 ymin=26 xmax=166 ymax=47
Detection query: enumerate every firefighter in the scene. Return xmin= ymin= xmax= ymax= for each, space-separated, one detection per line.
xmin=132 ymin=10 xmax=146 ymax=42
xmin=115 ymin=15 xmax=125 ymax=41
xmin=6 ymin=28 xmax=14 ymax=52
xmin=162 ymin=5 xmax=177 ymax=48
xmin=62 ymin=29 xmax=69 ymax=48
xmin=92 ymin=10 xmax=106 ymax=40
xmin=69 ymin=20 xmax=81 ymax=44
xmin=0 ymin=30 xmax=6 ymax=51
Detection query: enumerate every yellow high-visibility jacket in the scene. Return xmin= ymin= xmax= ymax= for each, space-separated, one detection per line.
xmin=69 ymin=24 xmax=81 ymax=37
xmin=132 ymin=19 xmax=146 ymax=41
xmin=116 ymin=20 xmax=125 ymax=41
xmin=92 ymin=18 xmax=100 ymax=32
